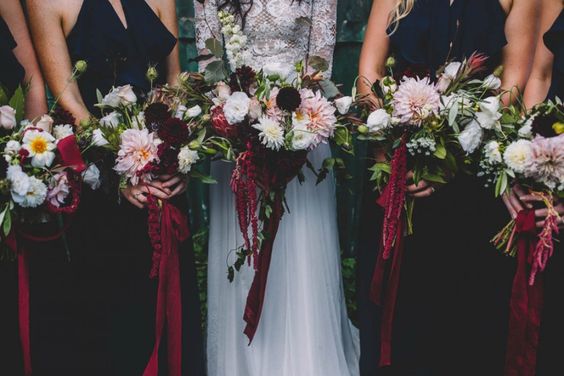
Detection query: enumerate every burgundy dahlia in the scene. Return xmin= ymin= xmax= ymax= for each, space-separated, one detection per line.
xmin=145 ymin=103 xmax=171 ymax=131
xmin=158 ymin=117 xmax=190 ymax=146
xmin=229 ymin=65 xmax=257 ymax=93
xmin=156 ymin=143 xmax=180 ymax=175
xmin=276 ymin=87 xmax=301 ymax=112
xmin=51 ymin=107 xmax=76 ymax=126
xmin=532 ymin=112 xmax=559 ymax=138
xmin=211 ymin=106 xmax=238 ymax=138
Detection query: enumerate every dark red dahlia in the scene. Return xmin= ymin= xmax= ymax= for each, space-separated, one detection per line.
xmin=158 ymin=117 xmax=190 ymax=146
xmin=145 ymin=103 xmax=171 ymax=131
xmin=276 ymin=87 xmax=301 ymax=112
xmin=229 ymin=65 xmax=257 ymax=93
xmin=211 ymin=106 xmax=238 ymax=138
xmin=51 ymin=107 xmax=76 ymax=126
xmin=532 ymin=112 xmax=558 ymax=138
xmin=18 ymin=148 xmax=29 ymax=165
xmin=156 ymin=143 xmax=179 ymax=175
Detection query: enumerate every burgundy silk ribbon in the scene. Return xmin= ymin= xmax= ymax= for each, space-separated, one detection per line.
xmin=370 ymin=136 xmax=408 ymax=367
xmin=243 ymin=191 xmax=284 ymax=343
xmin=504 ymin=209 xmax=543 ymax=376
xmin=144 ymin=199 xmax=189 ymax=376
xmin=57 ymin=135 xmax=86 ymax=173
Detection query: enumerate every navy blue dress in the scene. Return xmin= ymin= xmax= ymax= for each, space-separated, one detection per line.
xmin=357 ymin=1 xmax=512 ymax=375
xmin=545 ymin=10 xmax=563 ymax=101
xmin=63 ymin=1 xmax=204 ymax=375
xmin=0 ymin=17 xmax=25 ymax=95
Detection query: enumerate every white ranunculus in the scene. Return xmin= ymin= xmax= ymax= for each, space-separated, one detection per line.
xmin=186 ymin=105 xmax=202 ymax=118
xmin=91 ymin=129 xmax=109 ymax=146
xmin=291 ymin=127 xmax=316 ymax=150
xmin=102 ymin=85 xmax=137 ymax=107
xmin=82 ymin=164 xmax=101 ymax=190
xmin=252 ymin=116 xmax=285 ymax=150
xmin=100 ymin=111 xmax=121 ymax=128
xmin=35 ymin=114 xmax=54 ymax=133
xmin=175 ymin=105 xmax=188 ymax=120
xmin=0 ymin=105 xmax=17 ymax=130
xmin=224 ymin=92 xmax=251 ymax=125
xmin=458 ymin=120 xmax=483 ymax=154
xmin=7 ymin=165 xmax=30 ymax=196
xmin=53 ymin=124 xmax=74 ymax=140
xmin=335 ymin=96 xmax=353 ymax=115
xmin=263 ymin=62 xmax=295 ymax=81
xmin=484 ymin=140 xmax=502 ymax=164
xmin=503 ymin=139 xmax=533 ymax=174
xmin=483 ymin=74 xmax=502 ymax=90
xmin=177 ymin=146 xmax=200 ymax=174
xmin=366 ymin=109 xmax=392 ymax=133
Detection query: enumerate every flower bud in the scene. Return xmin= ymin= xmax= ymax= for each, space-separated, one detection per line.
xmin=74 ymin=60 xmax=87 ymax=74
xmin=203 ymin=147 xmax=218 ymax=155
xmin=358 ymin=125 xmax=369 ymax=134
xmin=146 ymin=67 xmax=159 ymax=82
xmin=493 ymin=65 xmax=504 ymax=78
xmin=188 ymin=140 xmax=201 ymax=150
xmin=385 ymin=56 xmax=396 ymax=69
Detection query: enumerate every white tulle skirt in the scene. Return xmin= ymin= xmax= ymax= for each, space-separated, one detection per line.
xmin=206 ymin=144 xmax=360 ymax=376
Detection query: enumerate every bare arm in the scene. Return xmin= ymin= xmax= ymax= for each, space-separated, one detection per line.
xmin=358 ymin=0 xmax=396 ymax=106
xmin=499 ymin=0 xmax=541 ymax=104
xmin=153 ymin=0 xmax=181 ymax=84
xmin=523 ymin=0 xmax=562 ymax=108
xmin=0 ymin=0 xmax=47 ymax=119
xmin=27 ymin=0 xmax=90 ymax=123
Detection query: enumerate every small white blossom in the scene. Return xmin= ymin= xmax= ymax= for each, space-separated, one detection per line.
xmin=91 ymin=129 xmax=109 ymax=147
xmin=252 ymin=116 xmax=285 ymax=151
xmin=177 ymin=146 xmax=200 ymax=174
xmin=458 ymin=120 xmax=483 ymax=154
xmin=0 ymin=105 xmax=17 ymax=130
xmin=335 ymin=96 xmax=353 ymax=115
xmin=484 ymin=140 xmax=502 ymax=164
xmin=53 ymin=124 xmax=74 ymax=140
xmin=101 ymin=85 xmax=137 ymax=107
xmin=482 ymin=74 xmax=502 ymax=90
xmin=100 ymin=111 xmax=121 ymax=128
xmin=82 ymin=164 xmax=101 ymax=190
xmin=35 ymin=115 xmax=54 ymax=133
xmin=224 ymin=92 xmax=251 ymax=125
xmin=504 ymin=139 xmax=533 ymax=174
xmin=366 ymin=109 xmax=391 ymax=133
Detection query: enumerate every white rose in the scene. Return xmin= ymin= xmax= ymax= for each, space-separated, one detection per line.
xmin=292 ymin=127 xmax=316 ymax=150
xmin=503 ymin=139 xmax=533 ymax=174
xmin=175 ymin=105 xmax=188 ymax=120
xmin=483 ymin=74 xmax=502 ymax=90
xmin=102 ymin=85 xmax=137 ymax=107
xmin=263 ymin=62 xmax=295 ymax=81
xmin=458 ymin=120 xmax=483 ymax=154
xmin=14 ymin=176 xmax=47 ymax=208
xmin=91 ymin=129 xmax=109 ymax=146
xmin=223 ymin=92 xmax=251 ymax=125
xmin=186 ymin=105 xmax=202 ymax=118
xmin=366 ymin=109 xmax=392 ymax=133
xmin=100 ymin=111 xmax=121 ymax=128
xmin=81 ymin=164 xmax=101 ymax=190
xmin=0 ymin=105 xmax=17 ymax=130
xmin=35 ymin=114 xmax=54 ymax=133
xmin=7 ymin=165 xmax=30 ymax=196
xmin=177 ymin=146 xmax=200 ymax=174
xmin=484 ymin=140 xmax=502 ymax=164
xmin=53 ymin=124 xmax=74 ymax=140
xmin=335 ymin=96 xmax=353 ymax=115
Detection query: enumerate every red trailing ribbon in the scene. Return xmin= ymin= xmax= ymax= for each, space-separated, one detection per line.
xmin=370 ymin=135 xmax=408 ymax=367
xmin=504 ymin=209 xmax=544 ymax=376
xmin=144 ymin=198 xmax=189 ymax=376
xmin=243 ymin=190 xmax=284 ymax=343
xmin=57 ymin=135 xmax=86 ymax=173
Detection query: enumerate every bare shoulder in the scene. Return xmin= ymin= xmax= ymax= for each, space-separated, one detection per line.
xmin=146 ymin=0 xmax=176 ymax=16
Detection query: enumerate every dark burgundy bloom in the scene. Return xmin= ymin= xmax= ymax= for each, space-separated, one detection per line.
xmin=211 ymin=106 xmax=238 ymax=138
xmin=51 ymin=107 xmax=76 ymax=126
xmin=18 ymin=148 xmax=29 ymax=165
xmin=158 ymin=117 xmax=190 ymax=146
xmin=145 ymin=103 xmax=171 ymax=131
xmin=276 ymin=87 xmax=301 ymax=112
xmin=399 ymin=64 xmax=431 ymax=80
xmin=229 ymin=65 xmax=257 ymax=93
xmin=532 ymin=112 xmax=558 ymax=138
xmin=156 ymin=143 xmax=179 ymax=175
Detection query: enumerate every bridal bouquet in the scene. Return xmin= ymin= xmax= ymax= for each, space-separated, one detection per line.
xmin=195 ymin=9 xmax=354 ymax=342
xmin=478 ymin=99 xmax=563 ymax=283
xmin=356 ymin=54 xmax=510 ymax=367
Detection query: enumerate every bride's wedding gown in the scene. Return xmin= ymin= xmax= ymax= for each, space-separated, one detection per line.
xmin=195 ymin=1 xmax=360 ymax=375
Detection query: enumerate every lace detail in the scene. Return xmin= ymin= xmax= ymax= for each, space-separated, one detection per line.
xmin=194 ymin=0 xmax=337 ymax=75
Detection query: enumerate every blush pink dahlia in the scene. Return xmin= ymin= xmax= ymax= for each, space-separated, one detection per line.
xmin=296 ymin=88 xmax=337 ymax=146
xmin=114 ymin=129 xmax=160 ymax=185
xmin=393 ymin=76 xmax=440 ymax=126
xmin=524 ymin=134 xmax=564 ymax=190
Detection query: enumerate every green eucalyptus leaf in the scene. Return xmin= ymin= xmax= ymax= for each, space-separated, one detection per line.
xmin=205 ymin=38 xmax=224 ymax=58
xmin=204 ymin=60 xmax=227 ymax=84
xmin=308 ymin=56 xmax=329 ymax=72
xmin=319 ymin=80 xmax=340 ymax=99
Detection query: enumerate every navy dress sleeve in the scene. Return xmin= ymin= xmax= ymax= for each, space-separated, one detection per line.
xmin=0 ymin=16 xmax=25 ymax=95
xmin=544 ymin=10 xmax=564 ymax=100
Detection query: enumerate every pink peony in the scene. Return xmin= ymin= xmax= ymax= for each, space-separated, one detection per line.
xmin=524 ymin=134 xmax=564 ymax=190
xmin=114 ymin=129 xmax=160 ymax=185
xmin=392 ymin=76 xmax=440 ymax=126
xmin=296 ymin=88 xmax=337 ymax=146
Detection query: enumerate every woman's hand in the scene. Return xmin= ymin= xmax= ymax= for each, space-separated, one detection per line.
xmin=121 ymin=183 xmax=171 ymax=209
xmin=502 ymin=184 xmax=529 ymax=219
xmin=406 ymin=171 xmax=435 ymax=198
xmin=157 ymin=174 xmax=188 ymax=198
xmin=518 ymin=192 xmax=564 ymax=229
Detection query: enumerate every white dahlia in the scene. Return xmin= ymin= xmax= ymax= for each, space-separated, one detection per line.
xmin=252 ymin=116 xmax=285 ymax=151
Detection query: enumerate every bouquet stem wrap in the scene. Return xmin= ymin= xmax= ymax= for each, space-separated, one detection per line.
xmin=504 ymin=209 xmax=544 ymax=376
xmin=370 ymin=134 xmax=408 ymax=367
xmin=243 ymin=190 xmax=284 ymax=343
xmin=145 ymin=197 xmax=189 ymax=376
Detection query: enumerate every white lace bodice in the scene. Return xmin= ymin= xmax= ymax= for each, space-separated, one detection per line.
xmin=194 ymin=0 xmax=337 ymax=74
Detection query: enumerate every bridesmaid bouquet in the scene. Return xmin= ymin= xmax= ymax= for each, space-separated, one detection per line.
xmin=478 ymin=99 xmax=563 ymax=281
xmin=193 ymin=8 xmax=355 ymax=342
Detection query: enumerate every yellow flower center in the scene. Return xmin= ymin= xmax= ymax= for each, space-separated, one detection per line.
xmin=30 ymin=136 xmax=48 ymax=154
xmin=552 ymin=122 xmax=564 ymax=135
